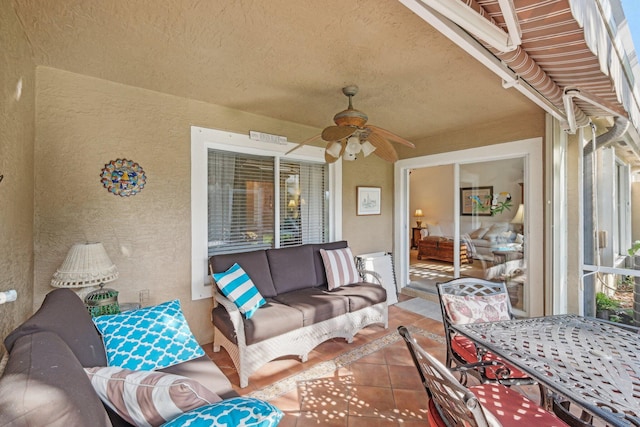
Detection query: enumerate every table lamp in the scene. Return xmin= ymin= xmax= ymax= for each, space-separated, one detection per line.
xmin=510 ymin=204 xmax=524 ymax=232
xmin=51 ymin=242 xmax=118 ymax=290
xmin=414 ymin=209 xmax=424 ymax=228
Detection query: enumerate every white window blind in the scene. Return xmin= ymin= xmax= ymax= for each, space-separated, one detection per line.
xmin=208 ymin=150 xmax=275 ymax=255
xmin=207 ymin=150 xmax=328 ymax=255
xmin=280 ymin=160 xmax=328 ymax=246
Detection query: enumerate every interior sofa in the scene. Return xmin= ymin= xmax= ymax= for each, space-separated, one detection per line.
xmin=0 ymin=289 xmax=237 ymax=427
xmin=420 ymin=220 xmax=522 ymax=262
xmin=209 ymin=240 xmax=389 ymax=388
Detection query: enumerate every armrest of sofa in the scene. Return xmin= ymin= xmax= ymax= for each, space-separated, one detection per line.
xmin=357 ymin=268 xmax=382 ymax=286
xmin=212 ymin=292 xmax=247 ymax=345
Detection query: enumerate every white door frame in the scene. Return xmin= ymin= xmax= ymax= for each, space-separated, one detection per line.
xmin=394 ymin=137 xmax=544 ymax=317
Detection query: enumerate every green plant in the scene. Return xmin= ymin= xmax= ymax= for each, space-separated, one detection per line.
xmin=627 ymin=240 xmax=640 ymax=256
xmin=595 ymin=292 xmax=620 ymax=311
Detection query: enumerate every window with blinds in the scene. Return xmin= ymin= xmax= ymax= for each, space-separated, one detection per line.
xmin=207 ymin=149 xmax=328 ymax=255
xmin=280 ymin=160 xmax=328 ymax=246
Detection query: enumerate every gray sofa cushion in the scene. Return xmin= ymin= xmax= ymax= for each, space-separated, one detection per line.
xmin=244 ymin=299 xmax=305 ymax=345
xmin=209 ymin=249 xmax=278 ymax=298
xmin=273 ymin=288 xmax=349 ymax=326
xmin=3 ymin=288 xmax=107 ymax=367
xmin=325 ymin=283 xmax=387 ymax=312
xmin=311 ymin=241 xmax=348 ymax=286
xmin=267 ymin=245 xmax=317 ymax=294
xmin=0 ymin=331 xmax=112 ymax=427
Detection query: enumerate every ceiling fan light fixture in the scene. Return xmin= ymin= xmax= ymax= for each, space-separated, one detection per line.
xmin=343 ymin=152 xmax=357 ymax=161
xmin=345 ymin=136 xmax=361 ymax=155
xmin=361 ymin=140 xmax=377 ymax=157
xmin=326 ymin=141 xmax=342 ymax=158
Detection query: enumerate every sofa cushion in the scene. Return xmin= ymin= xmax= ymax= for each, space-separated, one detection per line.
xmin=209 ymin=250 xmax=278 ymax=298
xmin=267 ymin=244 xmax=317 ymax=294
xmin=159 ymin=356 xmax=237 ymax=399
xmin=483 ymin=222 xmax=510 ymax=242
xmin=160 ymin=397 xmax=283 ymax=427
xmin=4 ymin=288 xmax=107 ymax=367
xmin=273 ymin=288 xmax=349 ymax=326
xmin=85 ymin=366 xmax=221 ymax=427
xmin=93 ymin=299 xmax=205 ymax=371
xmin=325 ymin=283 xmax=387 ymax=311
xmin=0 ymin=331 xmax=112 ymax=427
xmin=320 ymin=247 xmax=360 ymax=290
xmin=311 ymin=241 xmax=348 ymax=286
xmin=213 ymin=263 xmax=266 ymax=319
xmin=243 ymin=299 xmax=304 ymax=345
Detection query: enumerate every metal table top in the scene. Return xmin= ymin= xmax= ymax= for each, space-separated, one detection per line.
xmin=451 ymin=314 xmax=640 ymax=427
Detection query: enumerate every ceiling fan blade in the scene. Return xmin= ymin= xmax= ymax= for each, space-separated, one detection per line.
xmin=285 ymin=134 xmax=322 ymax=155
xmin=321 ymin=126 xmax=357 ymax=142
xmin=366 ymin=125 xmax=415 ymax=148
xmin=324 ymin=140 xmax=345 ymax=163
xmin=367 ymin=132 xmax=398 ymax=163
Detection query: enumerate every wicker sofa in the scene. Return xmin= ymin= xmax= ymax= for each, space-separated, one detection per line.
xmin=209 ymin=240 xmax=389 ymax=388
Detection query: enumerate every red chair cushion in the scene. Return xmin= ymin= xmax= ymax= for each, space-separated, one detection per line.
xmin=451 ymin=335 xmax=529 ymax=379
xmin=427 ymin=398 xmax=448 ymax=427
xmin=470 ymin=384 xmax=568 ymax=427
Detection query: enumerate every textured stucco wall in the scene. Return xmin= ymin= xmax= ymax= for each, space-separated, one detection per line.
xmin=397 ymin=111 xmax=546 ymax=159
xmin=0 ymin=3 xmax=36 ymax=352
xmin=33 ymin=67 xmax=322 ymax=344
xmin=342 ymin=155 xmax=394 ymax=256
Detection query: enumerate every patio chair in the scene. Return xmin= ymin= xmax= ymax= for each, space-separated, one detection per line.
xmin=398 ymin=326 xmax=569 ymax=427
xmin=436 ymin=277 xmax=535 ymax=387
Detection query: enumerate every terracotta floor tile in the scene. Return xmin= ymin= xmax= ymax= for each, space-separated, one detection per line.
xmin=347 ymin=362 xmax=391 ymax=388
xmin=383 ymin=342 xmax=415 ymax=366
xmin=347 ymin=415 xmax=399 ymax=426
xmin=356 ymin=349 xmax=387 ymax=365
xmin=299 ymin=377 xmax=352 ymax=413
xmin=396 ymin=419 xmax=431 ymax=426
xmin=392 ymin=389 xmax=430 ymax=422
xmin=388 ymin=364 xmax=423 ymax=390
xmin=277 ymin=413 xmax=300 ymax=427
xmin=269 ymin=388 xmax=303 ymax=412
xmin=348 ymin=385 xmax=397 ymax=417
xmin=297 ymin=411 xmax=348 ymax=426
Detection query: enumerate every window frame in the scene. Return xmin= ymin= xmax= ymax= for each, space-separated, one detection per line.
xmin=190 ymin=126 xmax=342 ymax=300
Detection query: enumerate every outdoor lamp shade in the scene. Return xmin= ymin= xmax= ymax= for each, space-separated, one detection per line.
xmin=326 ymin=141 xmax=342 ymax=158
xmin=511 ymin=204 xmax=525 ymax=224
xmin=345 ymin=136 xmax=362 ymax=155
xmin=51 ymin=243 xmax=119 ymax=288
xmin=361 ymin=140 xmax=377 ymax=157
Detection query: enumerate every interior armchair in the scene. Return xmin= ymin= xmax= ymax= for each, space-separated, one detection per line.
xmin=398 ymin=326 xmax=568 ymax=427
xmin=436 ymin=278 xmax=538 ymax=389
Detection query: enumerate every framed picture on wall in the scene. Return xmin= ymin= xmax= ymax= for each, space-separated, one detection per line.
xmin=357 ymin=186 xmax=381 ymax=216
xmin=460 ymin=186 xmax=493 ymax=216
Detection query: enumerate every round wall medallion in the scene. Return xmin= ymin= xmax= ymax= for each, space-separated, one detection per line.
xmin=100 ymin=159 xmax=146 ymax=197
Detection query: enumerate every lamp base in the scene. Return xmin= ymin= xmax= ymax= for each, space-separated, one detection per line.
xmin=416 ymin=220 xmax=423 ymax=228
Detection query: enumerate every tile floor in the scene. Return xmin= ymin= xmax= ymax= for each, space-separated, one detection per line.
xmin=204 ymin=294 xmax=447 ymax=426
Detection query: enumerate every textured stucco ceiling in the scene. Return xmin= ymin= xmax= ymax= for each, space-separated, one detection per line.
xmin=12 ymin=0 xmax=540 ymax=143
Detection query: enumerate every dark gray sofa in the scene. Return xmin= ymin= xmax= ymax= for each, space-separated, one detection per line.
xmin=209 ymin=240 xmax=389 ymax=388
xmin=0 ymin=288 xmax=237 ymax=427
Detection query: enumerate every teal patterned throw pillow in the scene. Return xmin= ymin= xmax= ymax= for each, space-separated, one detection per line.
xmin=93 ymin=299 xmax=205 ymax=371
xmin=160 ymin=397 xmax=283 ymax=427
xmin=213 ymin=263 xmax=266 ymax=319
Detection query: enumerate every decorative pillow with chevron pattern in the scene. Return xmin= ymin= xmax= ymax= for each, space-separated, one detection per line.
xmin=93 ymin=299 xmax=205 ymax=371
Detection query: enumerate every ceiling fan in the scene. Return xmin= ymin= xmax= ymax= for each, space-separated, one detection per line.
xmin=286 ymin=85 xmax=415 ymax=163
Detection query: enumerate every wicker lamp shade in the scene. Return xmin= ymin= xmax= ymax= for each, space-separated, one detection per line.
xmin=51 ymin=243 xmax=119 ymax=288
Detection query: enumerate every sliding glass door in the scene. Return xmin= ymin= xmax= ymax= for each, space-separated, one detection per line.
xmin=396 ymin=138 xmax=542 ymax=317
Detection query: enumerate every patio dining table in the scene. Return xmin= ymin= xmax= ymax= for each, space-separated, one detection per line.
xmin=450 ymin=314 xmax=640 ymax=427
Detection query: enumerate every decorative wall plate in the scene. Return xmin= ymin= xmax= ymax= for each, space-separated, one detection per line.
xmin=100 ymin=159 xmax=146 ymax=197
